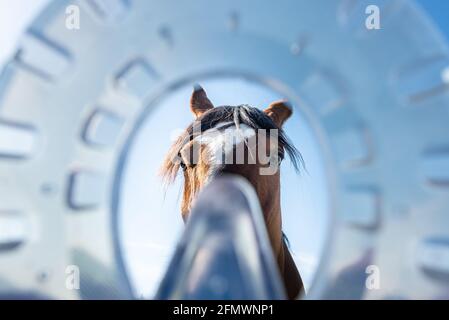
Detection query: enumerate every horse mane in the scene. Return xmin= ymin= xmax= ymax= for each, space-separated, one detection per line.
xmin=160 ymin=105 xmax=304 ymax=185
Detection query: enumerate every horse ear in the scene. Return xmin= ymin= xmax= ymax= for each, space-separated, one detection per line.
xmin=190 ymin=84 xmax=214 ymax=118
xmin=264 ymin=100 xmax=292 ymax=128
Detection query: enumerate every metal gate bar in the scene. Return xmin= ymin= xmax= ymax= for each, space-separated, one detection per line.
xmin=156 ymin=175 xmax=286 ymax=300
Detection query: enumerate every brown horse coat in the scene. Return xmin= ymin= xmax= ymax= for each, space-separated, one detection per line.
xmin=160 ymin=85 xmax=304 ymax=299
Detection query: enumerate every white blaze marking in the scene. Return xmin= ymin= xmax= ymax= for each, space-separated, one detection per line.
xmin=198 ymin=123 xmax=256 ymax=164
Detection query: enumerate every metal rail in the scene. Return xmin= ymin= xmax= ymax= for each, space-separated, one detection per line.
xmin=155 ymin=175 xmax=286 ymax=300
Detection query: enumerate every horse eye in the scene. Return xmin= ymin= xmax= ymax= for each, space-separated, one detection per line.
xmin=273 ymin=154 xmax=283 ymax=167
xmin=274 ymin=158 xmax=282 ymax=167
xmin=177 ymin=152 xmax=187 ymax=171
xmin=178 ymin=152 xmax=197 ymax=171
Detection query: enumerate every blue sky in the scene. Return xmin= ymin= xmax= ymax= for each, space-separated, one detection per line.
xmin=416 ymin=0 xmax=449 ymax=40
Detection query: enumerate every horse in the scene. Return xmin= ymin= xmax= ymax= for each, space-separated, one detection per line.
xmin=160 ymin=85 xmax=304 ymax=299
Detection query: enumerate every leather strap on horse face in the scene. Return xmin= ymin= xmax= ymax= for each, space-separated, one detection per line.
xmin=155 ymin=175 xmax=286 ymax=300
